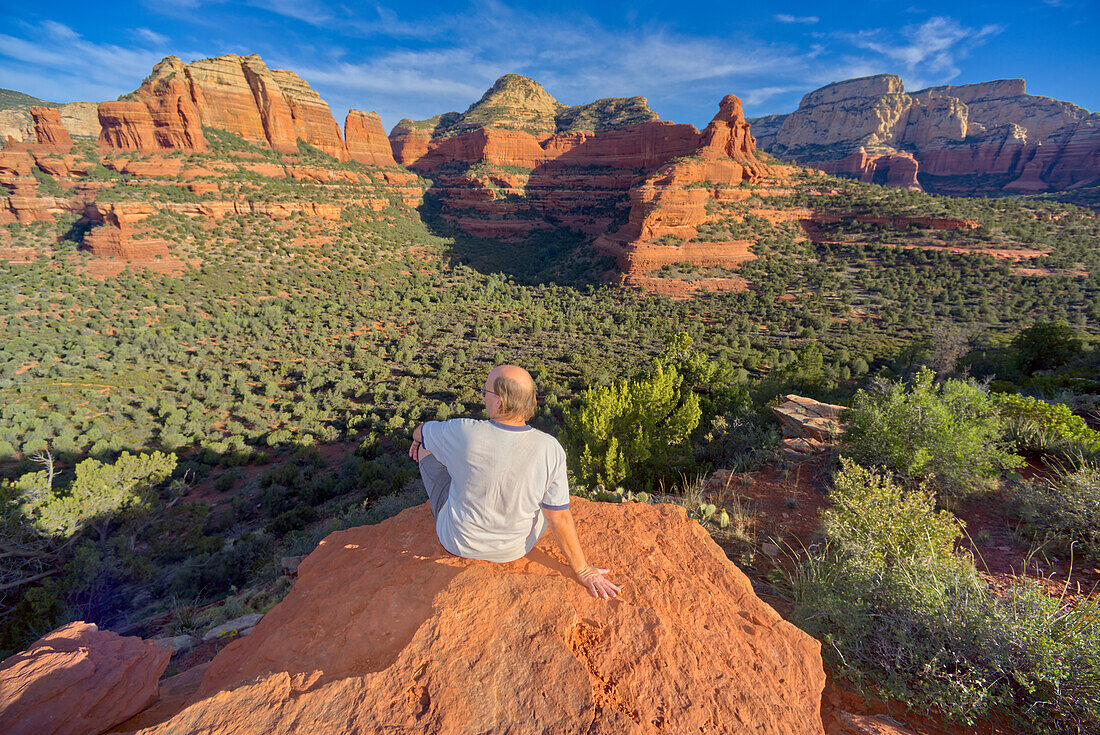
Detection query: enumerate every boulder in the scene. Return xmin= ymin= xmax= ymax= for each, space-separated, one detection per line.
xmin=201 ymin=614 xmax=264 ymax=643
xmin=132 ymin=499 xmax=826 ymax=734
xmin=0 ymin=621 xmax=170 ymax=735
xmin=771 ymin=395 xmax=846 ymax=443
xmin=150 ymin=635 xmax=198 ymax=654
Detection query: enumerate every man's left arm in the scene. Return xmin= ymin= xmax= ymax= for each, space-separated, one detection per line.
xmin=543 ymin=507 xmax=621 ymax=599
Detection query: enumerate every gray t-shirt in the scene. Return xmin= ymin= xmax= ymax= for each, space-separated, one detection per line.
xmin=421 ymin=418 xmax=571 ymax=563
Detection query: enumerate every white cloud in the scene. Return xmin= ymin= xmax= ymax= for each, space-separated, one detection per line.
xmin=0 ymin=21 xmax=205 ymax=102
xmin=741 ymin=86 xmax=803 ymax=106
xmin=267 ymin=3 xmax=815 ymax=128
xmin=775 ymin=14 xmax=819 ymax=24
xmin=135 ymin=28 xmax=170 ymax=45
xmin=247 ymin=0 xmax=332 ymax=26
xmin=843 ymin=16 xmax=1002 ymax=86
xmin=41 ymin=21 xmax=80 ymax=41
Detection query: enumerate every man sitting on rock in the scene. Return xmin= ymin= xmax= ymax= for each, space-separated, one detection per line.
xmin=408 ymin=364 xmax=620 ymax=599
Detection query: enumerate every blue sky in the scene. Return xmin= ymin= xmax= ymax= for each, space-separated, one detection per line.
xmin=1 ymin=0 xmax=1096 ymax=133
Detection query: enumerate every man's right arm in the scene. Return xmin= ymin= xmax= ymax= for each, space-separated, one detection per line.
xmin=408 ymin=422 xmax=431 ymax=461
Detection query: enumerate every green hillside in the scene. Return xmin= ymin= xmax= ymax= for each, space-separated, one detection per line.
xmin=0 ymin=88 xmax=52 ymax=111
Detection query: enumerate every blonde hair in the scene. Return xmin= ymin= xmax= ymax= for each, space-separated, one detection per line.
xmin=493 ymin=373 xmax=537 ymax=422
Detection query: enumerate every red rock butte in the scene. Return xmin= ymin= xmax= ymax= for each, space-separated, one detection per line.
xmin=121 ymin=499 xmax=826 ymax=734
xmin=388 ymin=75 xmax=777 ymax=288
xmin=95 ymin=54 xmax=395 ymax=165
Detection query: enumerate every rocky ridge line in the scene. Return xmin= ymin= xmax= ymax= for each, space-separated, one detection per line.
xmin=749 ymin=74 xmax=1099 ymax=195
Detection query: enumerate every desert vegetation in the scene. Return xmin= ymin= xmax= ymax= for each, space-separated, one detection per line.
xmin=1 ymin=135 xmax=1098 ymax=732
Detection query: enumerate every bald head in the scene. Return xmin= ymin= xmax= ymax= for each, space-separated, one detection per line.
xmin=485 ymin=364 xmax=537 ymax=423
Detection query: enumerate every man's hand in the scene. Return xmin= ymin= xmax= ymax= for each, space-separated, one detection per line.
xmin=576 ymin=566 xmax=621 ymax=599
xmin=408 ymin=423 xmax=431 ymax=461
xmin=407 ymin=440 xmax=432 ymax=461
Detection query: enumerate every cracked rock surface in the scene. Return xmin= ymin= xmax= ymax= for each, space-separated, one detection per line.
xmin=132 ymin=498 xmax=826 ymax=734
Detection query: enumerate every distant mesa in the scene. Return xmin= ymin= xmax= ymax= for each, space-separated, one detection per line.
xmin=392 ymin=73 xmax=659 ymax=142
xmin=749 ymin=74 xmax=1100 ymax=195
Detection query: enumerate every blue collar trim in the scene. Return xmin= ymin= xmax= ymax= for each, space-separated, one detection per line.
xmin=490 ymin=419 xmax=532 ymax=432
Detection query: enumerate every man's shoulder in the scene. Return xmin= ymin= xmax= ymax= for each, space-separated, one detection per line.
xmin=423 ymin=418 xmax=483 ymax=446
xmin=430 ymin=418 xmax=483 ymax=432
xmin=528 ymin=427 xmax=566 ymax=455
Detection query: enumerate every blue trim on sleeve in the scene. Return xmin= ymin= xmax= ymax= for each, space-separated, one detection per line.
xmin=420 ymin=420 xmax=439 ymax=455
xmin=540 ymin=502 xmax=570 ymax=511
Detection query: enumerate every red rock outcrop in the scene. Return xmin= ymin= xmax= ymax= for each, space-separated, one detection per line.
xmin=749 ymin=75 xmax=1099 ymax=195
xmin=814 ymin=148 xmax=922 ymax=191
xmin=392 ymin=82 xmax=775 ymax=273
xmin=0 ymin=149 xmax=87 ymax=224
xmin=98 ymin=101 xmax=160 ymax=151
xmin=395 ymin=121 xmax=702 ymax=173
xmin=593 ymin=95 xmax=774 ymax=282
xmin=131 ymin=499 xmax=826 ymax=734
xmin=0 ymin=621 xmax=170 ymax=735
xmin=134 ymin=65 xmax=206 ymax=151
xmin=98 ymin=55 xmax=359 ymax=161
xmin=30 ymin=107 xmax=72 ymax=150
xmin=0 ymin=101 xmax=100 ymax=143
xmin=344 ymin=110 xmax=397 ymax=166
xmin=83 ymin=202 xmax=171 ymax=258
xmin=700 ymin=94 xmax=759 ymax=160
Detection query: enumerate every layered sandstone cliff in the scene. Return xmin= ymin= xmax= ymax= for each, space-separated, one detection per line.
xmin=0 ymin=98 xmax=100 ymax=143
xmin=95 ymin=55 xmax=393 ymax=164
xmin=30 ymin=107 xmax=72 ymax=150
xmin=749 ymin=75 xmax=1099 ymax=194
xmin=389 ymin=78 xmax=779 ymax=292
xmin=345 ymin=110 xmax=397 ymax=166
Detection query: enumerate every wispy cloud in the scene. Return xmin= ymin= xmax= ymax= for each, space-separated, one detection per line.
xmin=247 ymin=0 xmax=332 ymax=26
xmin=842 ymin=16 xmax=1002 ymax=87
xmin=741 ymin=86 xmax=803 ymax=106
xmin=0 ymin=20 xmax=200 ymax=101
xmin=0 ymin=4 xmax=1025 ymax=129
xmin=776 ymin=14 xmax=819 ymax=24
xmin=266 ymin=2 xmax=816 ymax=127
xmin=134 ymin=28 xmax=170 ymax=45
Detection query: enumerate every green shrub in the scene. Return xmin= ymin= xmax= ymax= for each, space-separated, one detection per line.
xmin=844 ymin=367 xmax=1023 ymax=495
xmin=994 ymin=393 xmax=1100 ymax=460
xmin=786 ymin=459 xmax=1100 ymax=732
xmin=1013 ymin=321 xmax=1084 ymax=375
xmin=31 ymin=166 xmax=63 ymax=197
xmin=561 ymin=361 xmax=700 ymax=489
xmin=985 ymin=582 xmax=1100 ymax=734
xmin=266 ymin=505 xmax=318 ymax=535
xmin=17 ymin=451 xmax=177 ymax=538
xmin=1011 ymin=464 xmax=1100 ymax=562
